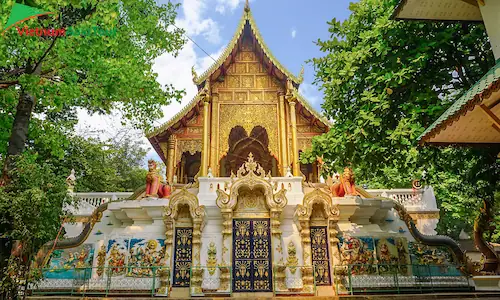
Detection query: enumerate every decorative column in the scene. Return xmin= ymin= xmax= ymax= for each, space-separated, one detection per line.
xmin=278 ymin=92 xmax=288 ymax=176
xmin=201 ymin=91 xmax=211 ymax=176
xmin=288 ymin=99 xmax=300 ymax=176
xmin=166 ymin=135 xmax=176 ymax=184
xmin=191 ymin=216 xmax=204 ymax=295
xmin=271 ymin=189 xmax=287 ymax=291
xmin=210 ymin=90 xmax=219 ymax=176
xmin=180 ymin=157 xmax=185 ymax=184
xmin=215 ymin=190 xmax=235 ymax=292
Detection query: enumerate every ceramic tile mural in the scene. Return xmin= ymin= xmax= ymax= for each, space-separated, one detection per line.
xmin=408 ymin=242 xmax=461 ymax=275
xmin=375 ymin=238 xmax=399 ymax=274
xmin=43 ymin=244 xmax=94 ymax=279
xmin=338 ymin=236 xmax=459 ymax=277
xmin=127 ymin=239 xmax=166 ymax=277
xmin=106 ymin=239 xmax=129 ymax=276
xmin=395 ymin=237 xmax=411 ymax=275
xmin=339 ymin=236 xmax=376 ymax=275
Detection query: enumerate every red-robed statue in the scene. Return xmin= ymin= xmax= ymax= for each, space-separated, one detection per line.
xmin=330 ymin=167 xmax=359 ymax=197
xmin=144 ymin=160 xmax=171 ymax=198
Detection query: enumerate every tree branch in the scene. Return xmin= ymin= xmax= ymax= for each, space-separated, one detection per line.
xmin=31 ymin=36 xmax=59 ymax=75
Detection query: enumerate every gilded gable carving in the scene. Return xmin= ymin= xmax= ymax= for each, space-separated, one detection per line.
xmin=235 ymin=63 xmax=247 ymax=74
xmin=256 ymin=75 xmax=268 ymax=88
xmin=241 ymin=75 xmax=254 ymax=88
xmin=265 ymin=92 xmax=278 ymax=101
xmin=298 ymin=138 xmax=312 ymax=152
xmin=176 ymin=139 xmax=202 ymax=163
xmin=250 ymin=92 xmax=262 ymax=101
xmin=240 ymin=51 xmax=255 ymax=61
xmin=270 ymin=77 xmax=281 ymax=88
xmin=187 ymin=127 xmax=203 ymax=134
xmin=226 ymin=64 xmax=236 ymax=75
xmin=298 ymin=114 xmax=310 ymax=125
xmin=220 ymin=92 xmax=232 ymax=101
xmin=219 ymin=104 xmax=278 ymax=158
xmin=248 ymin=63 xmax=260 ymax=74
xmin=227 ymin=75 xmax=240 ymax=88
xmin=236 ymin=92 xmax=247 ymax=101
xmin=297 ymin=126 xmax=311 ymax=133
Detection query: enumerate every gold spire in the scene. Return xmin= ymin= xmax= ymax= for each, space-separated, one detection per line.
xmin=297 ymin=65 xmax=304 ymax=84
xmin=244 ymin=0 xmax=250 ymax=12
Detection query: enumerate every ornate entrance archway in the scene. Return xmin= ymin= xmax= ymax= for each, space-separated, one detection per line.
xmin=294 ymin=188 xmax=340 ymax=292
xmin=220 ymin=126 xmax=278 ymax=177
xmin=164 ymin=189 xmax=206 ymax=294
xmin=216 ymin=153 xmax=287 ymax=293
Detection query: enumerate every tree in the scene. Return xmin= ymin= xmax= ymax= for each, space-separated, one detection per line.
xmin=0 ymin=154 xmax=72 ymax=298
xmin=50 ymin=135 xmax=149 ymax=192
xmin=0 ymin=0 xmax=185 ymax=182
xmin=301 ymin=0 xmax=499 ymax=240
xmin=0 ymin=0 xmax=186 ymax=295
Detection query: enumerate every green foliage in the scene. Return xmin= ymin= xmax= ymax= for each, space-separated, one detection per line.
xmin=0 ymin=0 xmax=185 ymax=293
xmin=0 ymin=154 xmax=74 ymax=294
xmin=0 ymin=154 xmax=71 ymax=247
xmin=303 ymin=0 xmax=499 ymax=240
xmin=0 ymin=0 xmax=185 ymax=132
xmin=52 ymin=135 xmax=149 ymax=192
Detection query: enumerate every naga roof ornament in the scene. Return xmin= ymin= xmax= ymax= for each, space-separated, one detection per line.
xmin=192 ymin=0 xmax=302 ymax=87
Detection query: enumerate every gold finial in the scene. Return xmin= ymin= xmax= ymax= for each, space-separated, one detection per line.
xmin=297 ymin=65 xmax=304 ymax=84
xmin=191 ymin=65 xmax=198 ymax=82
xmin=244 ymin=0 xmax=250 ymax=12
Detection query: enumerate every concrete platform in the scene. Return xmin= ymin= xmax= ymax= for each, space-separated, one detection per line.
xmin=27 ymin=292 xmax=500 ymax=300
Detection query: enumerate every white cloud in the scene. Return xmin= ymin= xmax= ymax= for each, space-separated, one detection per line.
xmin=299 ymin=82 xmax=321 ymax=107
xmin=215 ymin=0 xmax=245 ymax=15
xmin=291 ymin=28 xmax=297 ymax=39
xmin=177 ymin=0 xmax=222 ymax=44
xmin=77 ymin=0 xmax=226 ymax=164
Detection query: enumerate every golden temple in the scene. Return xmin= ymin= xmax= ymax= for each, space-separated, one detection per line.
xmin=146 ymin=2 xmax=330 ymax=184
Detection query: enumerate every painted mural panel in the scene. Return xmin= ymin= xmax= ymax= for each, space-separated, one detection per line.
xmin=43 ymin=244 xmax=94 ymax=279
xmin=339 ymin=236 xmax=376 ymax=275
xmin=395 ymin=237 xmax=411 ymax=275
xmin=107 ymin=239 xmax=129 ymax=276
xmin=127 ymin=239 xmax=166 ymax=277
xmin=408 ymin=242 xmax=460 ymax=276
xmin=375 ymin=238 xmax=399 ymax=274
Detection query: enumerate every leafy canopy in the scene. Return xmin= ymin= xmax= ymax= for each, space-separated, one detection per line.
xmin=0 ymin=0 xmax=186 ymax=131
xmin=302 ymin=0 xmax=499 ymax=239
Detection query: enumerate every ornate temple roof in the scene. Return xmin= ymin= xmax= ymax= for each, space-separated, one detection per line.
xmin=391 ymin=0 xmax=483 ymax=21
xmin=146 ymin=2 xmax=330 ymax=141
xmin=418 ymin=59 xmax=500 ymax=145
xmin=191 ymin=2 xmax=303 ymax=87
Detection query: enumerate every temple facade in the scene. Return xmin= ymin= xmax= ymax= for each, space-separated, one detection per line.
xmin=146 ymin=4 xmax=329 ymax=183
xmin=32 ymin=3 xmax=472 ymax=297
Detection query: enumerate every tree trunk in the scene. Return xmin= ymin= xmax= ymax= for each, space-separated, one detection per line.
xmin=474 ymin=199 xmax=500 ymax=273
xmin=0 ymin=91 xmax=36 ymax=184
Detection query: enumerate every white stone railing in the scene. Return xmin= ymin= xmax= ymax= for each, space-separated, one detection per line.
xmin=74 ymin=192 xmax=133 ymax=208
xmin=366 ymin=186 xmax=438 ymax=211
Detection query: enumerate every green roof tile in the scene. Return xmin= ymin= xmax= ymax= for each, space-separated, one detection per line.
xmin=418 ymin=59 xmax=500 ymax=144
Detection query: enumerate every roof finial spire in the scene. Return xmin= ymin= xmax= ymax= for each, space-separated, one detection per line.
xmin=244 ymin=0 xmax=250 ymax=12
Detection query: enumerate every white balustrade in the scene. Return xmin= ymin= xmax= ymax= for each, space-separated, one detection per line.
xmin=366 ymin=188 xmax=424 ymax=206
xmin=70 ymin=192 xmax=133 ymax=216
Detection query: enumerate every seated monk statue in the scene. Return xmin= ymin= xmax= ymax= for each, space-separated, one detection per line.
xmin=330 ymin=167 xmax=359 ymax=197
xmin=145 ymin=159 xmax=171 ymax=198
